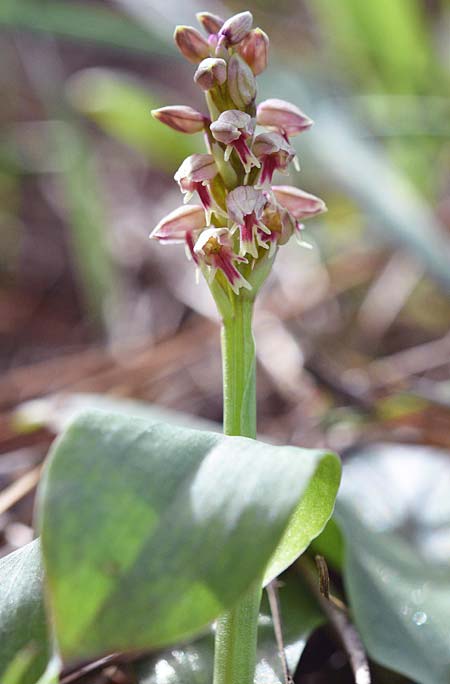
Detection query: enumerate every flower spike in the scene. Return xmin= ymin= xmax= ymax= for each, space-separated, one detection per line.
xmin=152 ymin=9 xmax=324 ymax=298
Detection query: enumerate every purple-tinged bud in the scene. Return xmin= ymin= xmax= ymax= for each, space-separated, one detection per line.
xmin=227 ymin=54 xmax=257 ymax=109
xmin=257 ymin=99 xmax=313 ymax=137
xmin=174 ymin=26 xmax=210 ymax=64
xmin=194 ymin=227 xmax=251 ymax=294
xmin=210 ymin=110 xmax=260 ymax=173
xmin=151 ymin=105 xmax=208 ymax=134
xmin=237 ymin=28 xmax=269 ymax=75
xmin=272 ymin=185 xmax=326 ymax=219
xmin=151 ymin=204 xmax=206 ymax=262
xmin=218 ymin=11 xmax=253 ymax=46
xmin=196 ymin=11 xmax=224 ymax=34
xmin=258 ymin=201 xmax=297 ymax=256
xmin=226 ymin=186 xmax=269 ymax=258
xmin=252 ymin=131 xmax=296 ymax=184
xmin=174 ymin=154 xmax=217 ymax=218
xmin=194 ymin=57 xmax=227 ymax=91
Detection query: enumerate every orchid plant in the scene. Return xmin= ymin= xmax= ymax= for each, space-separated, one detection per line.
xmin=151 ymin=10 xmax=330 ymax=684
xmin=0 ymin=10 xmax=342 ymax=684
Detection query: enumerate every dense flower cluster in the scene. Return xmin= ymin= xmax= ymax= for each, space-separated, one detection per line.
xmin=151 ymin=10 xmax=325 ymax=297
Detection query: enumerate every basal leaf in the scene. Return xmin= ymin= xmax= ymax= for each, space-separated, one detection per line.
xmin=336 ymin=443 xmax=450 ymax=684
xmin=0 ymin=541 xmax=50 ymax=684
xmin=37 ymin=411 xmax=340 ymax=664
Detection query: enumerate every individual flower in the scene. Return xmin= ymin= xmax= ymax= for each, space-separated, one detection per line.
xmin=272 ymin=185 xmax=326 ymax=219
xmin=210 ymin=110 xmax=260 ymax=173
xmin=174 ymin=26 xmax=211 ymax=63
xmin=151 ymin=105 xmax=208 ymax=134
xmin=226 ymin=186 xmax=269 ymax=258
xmin=194 ymin=58 xmax=227 ymax=91
xmin=174 ymin=154 xmax=218 ymax=220
xmin=151 ymin=204 xmax=206 ymax=263
xmin=196 ymin=11 xmax=224 ymax=34
xmin=252 ymin=132 xmax=297 ymax=185
xmin=218 ymin=11 xmax=253 ymax=46
xmin=227 ymin=54 xmax=257 ymax=108
xmin=237 ymin=28 xmax=269 ymax=75
xmin=194 ymin=227 xmax=251 ymax=294
xmin=257 ymin=98 xmax=313 ymax=138
xmin=257 ymin=200 xmax=297 ymax=257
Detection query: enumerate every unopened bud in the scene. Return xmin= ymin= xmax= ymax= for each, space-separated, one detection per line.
xmin=219 ymin=11 xmax=253 ymax=46
xmin=194 ymin=57 xmax=227 ymax=91
xmin=174 ymin=26 xmax=210 ymax=64
xmin=151 ymin=105 xmax=208 ymax=134
xmin=227 ymin=54 xmax=256 ymax=108
xmin=257 ymin=99 xmax=313 ymax=136
xmin=272 ymin=185 xmax=326 ymax=218
xmin=151 ymin=204 xmax=205 ymax=242
xmin=237 ymin=28 xmax=269 ymax=75
xmin=196 ymin=11 xmax=224 ymax=34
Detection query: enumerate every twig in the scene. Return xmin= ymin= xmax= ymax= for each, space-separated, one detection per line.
xmin=0 ymin=465 xmax=42 ymax=516
xmin=266 ymin=580 xmax=294 ymax=684
xmin=60 ymin=654 xmax=120 ymax=684
xmin=298 ymin=556 xmax=371 ymax=684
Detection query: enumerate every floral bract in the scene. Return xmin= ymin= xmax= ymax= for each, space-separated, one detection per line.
xmin=151 ymin=10 xmax=326 ymax=296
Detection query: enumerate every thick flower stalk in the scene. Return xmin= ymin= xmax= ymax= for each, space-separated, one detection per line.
xmin=150 ymin=10 xmax=325 ymax=684
xmin=151 ymin=10 xmax=325 ymax=309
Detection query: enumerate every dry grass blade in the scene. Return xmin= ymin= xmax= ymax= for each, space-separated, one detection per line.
xmin=0 ymin=465 xmax=42 ymax=516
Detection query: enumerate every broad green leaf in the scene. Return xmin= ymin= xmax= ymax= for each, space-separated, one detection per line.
xmin=134 ymin=573 xmax=323 ymax=684
xmin=0 ymin=541 xmax=50 ymax=684
xmin=336 ymin=444 xmax=450 ymax=684
xmin=37 ymin=411 xmax=340 ymax=663
xmin=67 ymin=69 xmax=200 ymax=170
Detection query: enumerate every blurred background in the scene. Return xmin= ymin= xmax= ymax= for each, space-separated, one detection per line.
xmin=0 ymin=0 xmax=450 ymax=680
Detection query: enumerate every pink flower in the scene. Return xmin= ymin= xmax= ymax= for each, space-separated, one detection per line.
xmin=174 ymin=154 xmax=218 ymax=218
xmin=237 ymin=28 xmax=269 ymax=76
xmin=226 ymin=186 xmax=269 ymax=258
xmin=151 ymin=105 xmax=208 ymax=134
xmin=257 ymin=99 xmax=313 ymax=137
xmin=257 ymin=201 xmax=297 ymax=257
xmin=196 ymin=11 xmax=224 ymax=34
xmin=194 ymin=227 xmax=251 ymax=294
xmin=227 ymin=53 xmax=256 ymax=108
xmin=210 ymin=110 xmax=260 ymax=173
xmin=272 ymin=185 xmax=326 ymax=219
xmin=174 ymin=26 xmax=210 ymax=64
xmin=218 ymin=11 xmax=253 ymax=46
xmin=150 ymin=204 xmax=206 ymax=263
xmin=194 ymin=58 xmax=227 ymax=91
xmin=252 ymin=132 xmax=297 ymax=185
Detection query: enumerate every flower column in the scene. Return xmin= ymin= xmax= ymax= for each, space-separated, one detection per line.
xmin=151 ymin=10 xmax=326 ymax=684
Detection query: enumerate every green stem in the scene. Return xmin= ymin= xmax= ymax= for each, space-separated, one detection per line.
xmin=213 ymin=294 xmax=261 ymax=684
xmin=221 ymin=295 xmax=256 ymax=438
